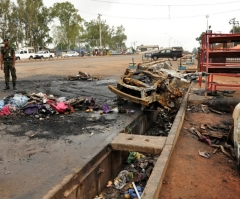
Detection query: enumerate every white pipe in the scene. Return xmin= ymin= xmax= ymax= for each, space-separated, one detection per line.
xmin=132 ymin=182 xmax=141 ymax=199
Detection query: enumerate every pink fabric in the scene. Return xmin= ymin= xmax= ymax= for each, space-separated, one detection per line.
xmin=199 ymin=135 xmax=211 ymax=145
xmin=50 ymin=102 xmax=69 ymax=113
xmin=0 ymin=106 xmax=11 ymax=116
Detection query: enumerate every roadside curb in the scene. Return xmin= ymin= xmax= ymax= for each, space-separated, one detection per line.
xmin=141 ymin=83 xmax=190 ymax=199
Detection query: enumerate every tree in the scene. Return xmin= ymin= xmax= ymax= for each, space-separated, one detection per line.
xmin=7 ymin=0 xmax=53 ymax=49
xmin=195 ymin=32 xmax=205 ymax=45
xmin=111 ymin=25 xmax=127 ymax=51
xmin=51 ymin=2 xmax=83 ymax=50
xmin=230 ymin=26 xmax=240 ymax=34
xmin=84 ymin=19 xmax=127 ymax=51
xmin=192 ymin=47 xmax=198 ymax=54
xmin=0 ymin=0 xmax=11 ymax=40
xmin=84 ymin=19 xmax=113 ymax=49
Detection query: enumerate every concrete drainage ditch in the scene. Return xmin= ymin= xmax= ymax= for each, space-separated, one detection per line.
xmin=42 ymin=90 xmax=188 ymax=199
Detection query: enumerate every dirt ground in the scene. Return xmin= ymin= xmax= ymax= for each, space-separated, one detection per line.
xmin=159 ymin=110 xmax=240 ymax=199
xmin=1 ymin=56 xmax=240 ymax=198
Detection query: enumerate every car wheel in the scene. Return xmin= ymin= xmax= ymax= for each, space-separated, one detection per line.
xmin=41 ymin=56 xmax=44 ymax=60
xmin=173 ymin=56 xmax=177 ymax=61
xmin=50 ymin=55 xmax=53 ymax=59
xmin=16 ymin=57 xmax=20 ymax=60
xmin=152 ymin=56 xmax=158 ymax=61
xmin=29 ymin=56 xmax=33 ymax=60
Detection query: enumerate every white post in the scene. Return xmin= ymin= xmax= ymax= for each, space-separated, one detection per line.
xmin=206 ymin=15 xmax=209 ymax=30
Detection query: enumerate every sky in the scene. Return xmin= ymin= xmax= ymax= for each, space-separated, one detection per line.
xmin=42 ymin=0 xmax=240 ymax=51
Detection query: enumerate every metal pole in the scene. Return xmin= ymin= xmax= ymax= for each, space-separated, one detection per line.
xmin=98 ymin=14 xmax=102 ymax=52
xmin=206 ymin=15 xmax=209 ymax=30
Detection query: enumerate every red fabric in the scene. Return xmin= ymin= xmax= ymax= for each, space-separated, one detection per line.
xmin=50 ymin=102 xmax=69 ymax=113
xmin=0 ymin=106 xmax=11 ymax=116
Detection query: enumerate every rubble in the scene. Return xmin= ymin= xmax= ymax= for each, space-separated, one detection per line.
xmin=67 ymin=71 xmax=101 ymax=81
xmin=109 ymin=61 xmax=208 ymax=110
xmin=186 ymin=104 xmax=237 ymax=160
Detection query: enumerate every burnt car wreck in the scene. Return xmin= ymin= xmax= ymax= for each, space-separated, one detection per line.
xmin=108 ymin=61 xmax=208 ymax=110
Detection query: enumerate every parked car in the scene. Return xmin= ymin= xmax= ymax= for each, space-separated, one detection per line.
xmin=63 ymin=51 xmax=79 ymax=57
xmin=110 ymin=51 xmax=122 ymax=55
xmin=34 ymin=50 xmax=55 ymax=59
xmin=151 ymin=47 xmax=183 ymax=61
xmin=15 ymin=47 xmax=35 ymax=60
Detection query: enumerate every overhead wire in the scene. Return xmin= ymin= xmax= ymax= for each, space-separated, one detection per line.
xmin=78 ymin=8 xmax=240 ymax=20
xmin=91 ymin=0 xmax=240 ymax=7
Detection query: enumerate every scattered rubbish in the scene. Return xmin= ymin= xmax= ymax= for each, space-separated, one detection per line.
xmin=209 ymin=108 xmax=223 ymax=115
xmin=106 ymin=181 xmax=113 ymax=187
xmin=201 ymin=104 xmax=209 ymax=113
xmin=131 ymin=182 xmax=142 ymax=199
xmin=200 ymin=124 xmax=206 ymax=130
xmin=114 ymin=170 xmax=130 ymax=189
xmin=67 ymin=71 xmax=101 ymax=81
xmin=206 ymin=124 xmax=214 ymax=131
xmin=127 ymin=152 xmax=145 ymax=163
xmin=102 ymin=152 xmax=157 ymax=198
xmin=213 ymin=148 xmax=219 ymax=154
xmin=199 ymin=150 xmax=211 ymax=159
xmin=90 ymin=132 xmax=94 ymax=137
xmin=4 ymin=171 xmax=11 ymax=175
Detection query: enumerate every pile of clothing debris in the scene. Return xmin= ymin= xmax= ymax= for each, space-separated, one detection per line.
xmin=95 ymin=152 xmax=158 ymax=199
xmin=0 ymin=92 xmax=133 ymax=118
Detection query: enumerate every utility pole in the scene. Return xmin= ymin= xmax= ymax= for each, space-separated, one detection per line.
xmin=98 ymin=14 xmax=102 ymax=54
xmin=229 ymin=18 xmax=239 ymax=34
xmin=133 ymin=41 xmax=137 ymax=50
xmin=206 ymin=15 xmax=209 ymax=30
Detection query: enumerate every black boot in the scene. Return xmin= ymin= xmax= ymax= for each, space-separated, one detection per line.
xmin=13 ymin=82 xmax=17 ymax=91
xmin=3 ymin=83 xmax=10 ymax=90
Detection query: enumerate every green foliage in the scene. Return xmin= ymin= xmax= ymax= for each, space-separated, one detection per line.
xmin=0 ymin=0 xmax=127 ymax=51
xmin=192 ymin=47 xmax=198 ymax=54
xmin=51 ymin=2 xmax=83 ymax=50
xmin=83 ymin=20 xmax=127 ymax=50
xmin=195 ymin=32 xmax=205 ymax=45
xmin=230 ymin=26 xmax=240 ymax=33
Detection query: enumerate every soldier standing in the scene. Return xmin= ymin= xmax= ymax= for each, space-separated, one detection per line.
xmin=0 ymin=38 xmax=17 ymax=90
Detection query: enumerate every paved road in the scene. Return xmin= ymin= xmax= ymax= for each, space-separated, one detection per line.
xmin=12 ymin=55 xmax=144 ymax=80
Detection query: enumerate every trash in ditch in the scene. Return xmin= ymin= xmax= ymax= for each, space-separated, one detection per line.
xmin=145 ymin=108 xmax=176 ymax=136
xmin=114 ymin=170 xmax=131 ymax=189
xmin=106 ymin=180 xmax=113 ymax=187
xmin=93 ymin=194 xmax=104 ymax=199
xmin=124 ymin=182 xmax=143 ymax=199
xmin=101 ymin=152 xmax=158 ymax=198
xmin=127 ymin=152 xmax=145 ymax=163
xmin=199 ymin=150 xmax=211 ymax=158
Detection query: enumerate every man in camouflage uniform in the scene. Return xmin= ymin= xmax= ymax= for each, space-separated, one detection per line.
xmin=0 ymin=38 xmax=17 ymax=90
